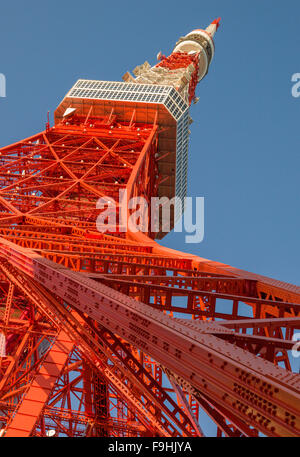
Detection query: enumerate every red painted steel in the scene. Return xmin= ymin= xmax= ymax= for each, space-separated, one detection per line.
xmin=0 ymin=24 xmax=299 ymax=437
xmin=5 ymin=330 xmax=74 ymax=437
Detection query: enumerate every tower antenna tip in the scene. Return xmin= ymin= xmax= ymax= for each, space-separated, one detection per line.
xmin=212 ymin=17 xmax=221 ymax=30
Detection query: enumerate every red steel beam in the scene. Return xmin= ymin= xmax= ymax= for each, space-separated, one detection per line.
xmin=4 ymin=330 xmax=74 ymax=437
xmin=0 ymin=238 xmax=299 ymax=436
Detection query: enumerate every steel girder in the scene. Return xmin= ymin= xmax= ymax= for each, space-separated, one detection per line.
xmin=0 ymin=118 xmax=298 ymax=437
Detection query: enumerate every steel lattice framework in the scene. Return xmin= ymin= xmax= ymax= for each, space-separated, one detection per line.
xmin=0 ymin=20 xmax=299 ymax=437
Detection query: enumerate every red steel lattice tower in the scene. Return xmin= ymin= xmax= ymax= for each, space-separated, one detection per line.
xmin=0 ymin=19 xmax=299 ymax=437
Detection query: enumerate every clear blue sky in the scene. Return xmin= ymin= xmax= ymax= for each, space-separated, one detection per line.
xmin=0 ymin=0 xmax=299 ymax=435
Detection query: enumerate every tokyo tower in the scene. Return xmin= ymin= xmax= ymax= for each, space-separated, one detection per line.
xmin=0 ymin=18 xmax=299 ymax=437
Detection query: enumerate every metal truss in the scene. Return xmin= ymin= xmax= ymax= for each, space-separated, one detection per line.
xmin=0 ymin=37 xmax=299 ymax=437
